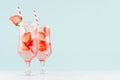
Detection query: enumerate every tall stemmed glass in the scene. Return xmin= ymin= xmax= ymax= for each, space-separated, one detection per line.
xmin=36 ymin=26 xmax=52 ymax=74
xmin=18 ymin=22 xmax=37 ymax=75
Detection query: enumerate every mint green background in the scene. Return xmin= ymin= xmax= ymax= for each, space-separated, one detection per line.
xmin=0 ymin=0 xmax=120 ymax=70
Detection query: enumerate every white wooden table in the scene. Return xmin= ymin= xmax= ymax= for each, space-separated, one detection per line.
xmin=0 ymin=70 xmax=120 ymax=80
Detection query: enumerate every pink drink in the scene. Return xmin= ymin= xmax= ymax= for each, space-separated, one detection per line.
xmin=37 ymin=26 xmax=52 ymax=62
xmin=18 ymin=22 xmax=37 ymax=62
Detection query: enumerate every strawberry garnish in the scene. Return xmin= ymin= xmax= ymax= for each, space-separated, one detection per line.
xmin=38 ymin=40 xmax=47 ymax=51
xmin=37 ymin=32 xmax=46 ymax=40
xmin=21 ymin=32 xmax=34 ymax=52
xmin=43 ymin=26 xmax=50 ymax=35
xmin=9 ymin=15 xmax=22 ymax=26
xmin=22 ymin=32 xmax=31 ymax=44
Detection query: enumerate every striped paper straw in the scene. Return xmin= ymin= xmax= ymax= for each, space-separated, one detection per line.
xmin=33 ymin=10 xmax=39 ymax=27
xmin=17 ymin=6 xmax=22 ymax=16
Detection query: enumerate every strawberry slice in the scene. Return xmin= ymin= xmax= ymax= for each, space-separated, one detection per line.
xmin=9 ymin=15 xmax=22 ymax=26
xmin=22 ymin=32 xmax=31 ymax=44
xmin=37 ymin=32 xmax=46 ymax=40
xmin=38 ymin=40 xmax=47 ymax=51
xmin=43 ymin=26 xmax=50 ymax=35
xmin=21 ymin=32 xmax=34 ymax=52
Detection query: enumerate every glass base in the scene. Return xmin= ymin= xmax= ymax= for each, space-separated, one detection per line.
xmin=19 ymin=71 xmax=36 ymax=76
xmin=25 ymin=70 xmax=31 ymax=76
xmin=40 ymin=69 xmax=47 ymax=74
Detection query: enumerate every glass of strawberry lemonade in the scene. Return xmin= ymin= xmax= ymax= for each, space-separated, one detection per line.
xmin=10 ymin=15 xmax=37 ymax=75
xmin=36 ymin=26 xmax=52 ymax=74
xmin=18 ymin=21 xmax=37 ymax=75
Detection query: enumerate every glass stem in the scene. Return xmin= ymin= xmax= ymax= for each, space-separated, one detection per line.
xmin=41 ymin=61 xmax=46 ymax=74
xmin=25 ymin=61 xmax=31 ymax=75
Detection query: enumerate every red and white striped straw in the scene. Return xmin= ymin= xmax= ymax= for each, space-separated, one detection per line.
xmin=33 ymin=10 xmax=39 ymax=27
xmin=17 ymin=6 xmax=22 ymax=16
